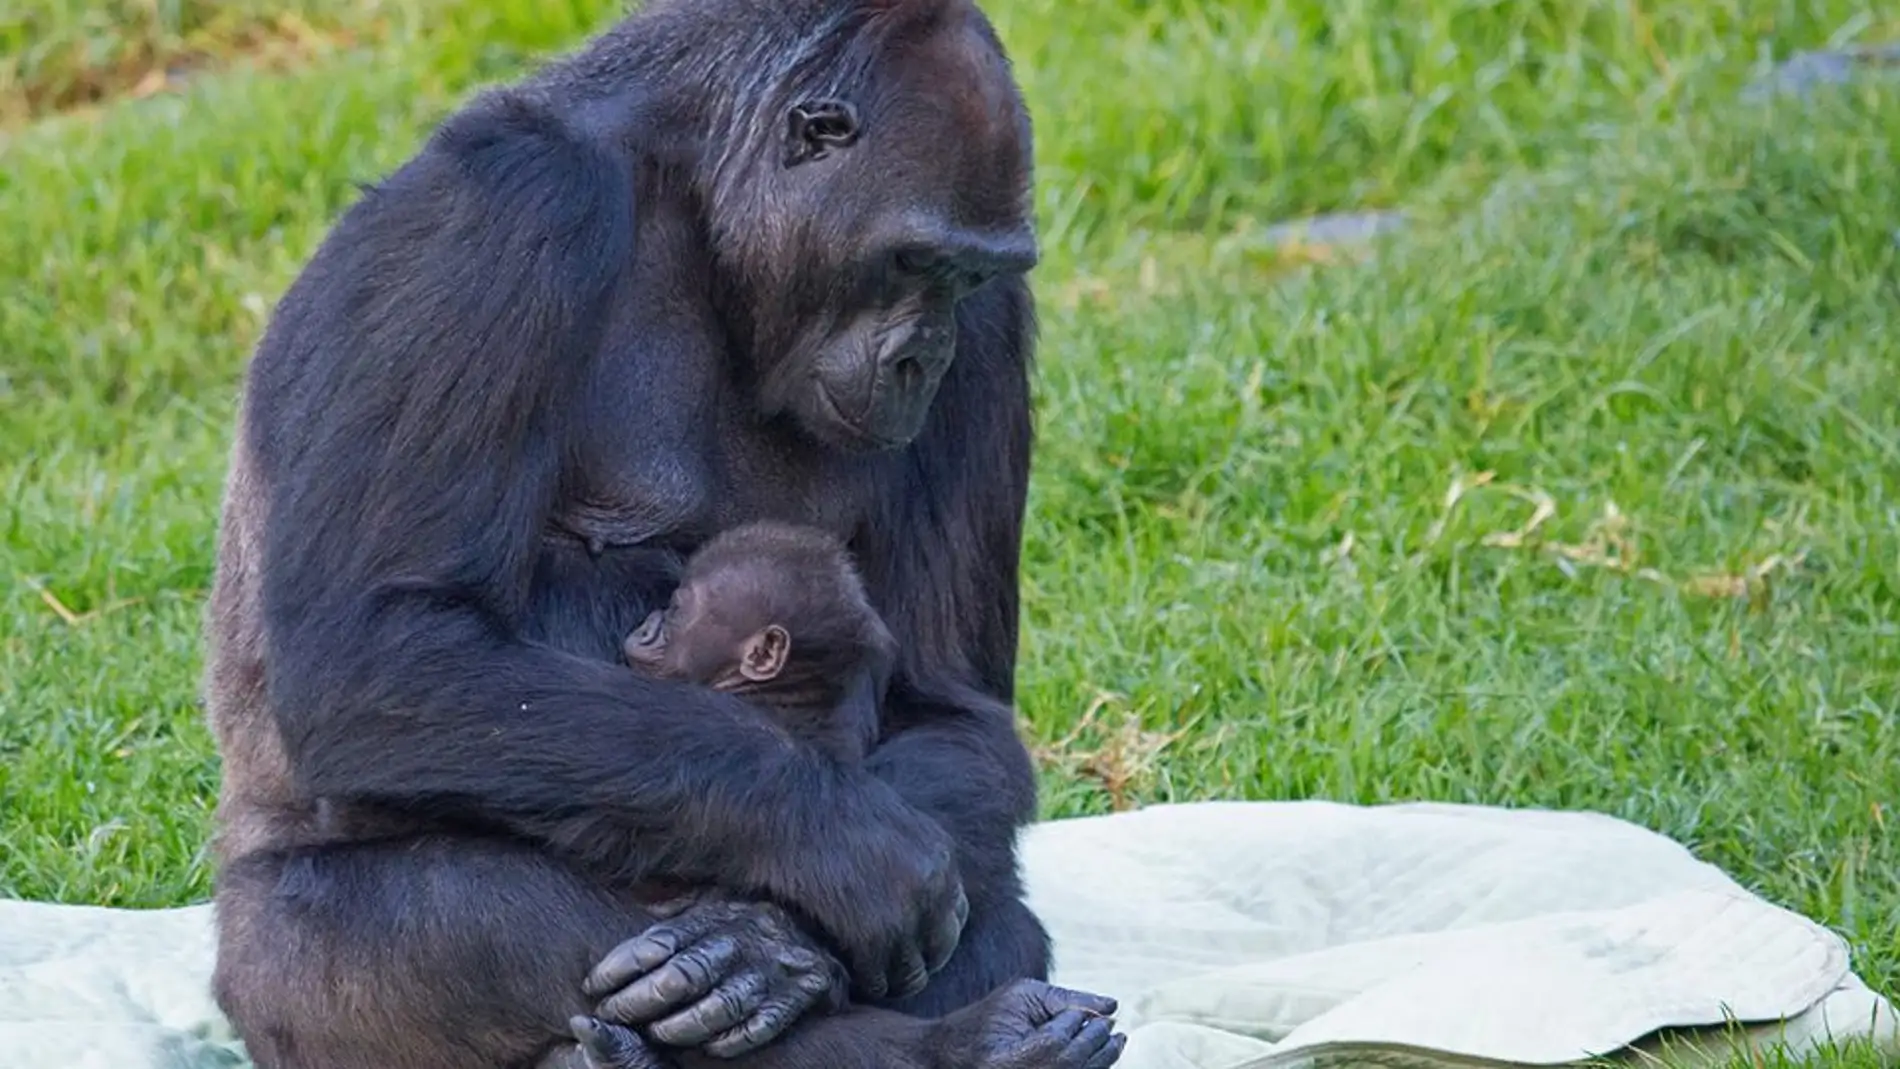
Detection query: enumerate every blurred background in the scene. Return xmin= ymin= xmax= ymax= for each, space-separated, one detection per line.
xmin=2 ymin=1 xmax=1897 ymax=1048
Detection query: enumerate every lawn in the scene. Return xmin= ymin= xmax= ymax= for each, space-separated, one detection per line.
xmin=2 ymin=0 xmax=1898 ymax=1065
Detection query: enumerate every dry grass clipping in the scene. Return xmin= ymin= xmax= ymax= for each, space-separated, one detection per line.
xmin=1423 ymin=469 xmax=1809 ymax=602
xmin=1032 ymin=692 xmax=1181 ymax=812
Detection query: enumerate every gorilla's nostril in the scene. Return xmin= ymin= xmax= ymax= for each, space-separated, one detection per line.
xmin=892 ymin=356 xmax=924 ymax=386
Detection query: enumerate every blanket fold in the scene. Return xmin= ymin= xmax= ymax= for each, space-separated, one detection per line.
xmin=4 ymin=801 xmax=1894 ymax=1069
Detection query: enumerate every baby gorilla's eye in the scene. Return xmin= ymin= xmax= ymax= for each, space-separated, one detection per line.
xmin=630 ymin=610 xmax=666 ymax=647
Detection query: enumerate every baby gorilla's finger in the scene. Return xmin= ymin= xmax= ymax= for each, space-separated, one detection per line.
xmin=644 ymin=969 xmax=770 ymax=1047
xmin=1084 ymin=1033 xmax=1129 ymax=1069
xmin=849 ymin=947 xmax=892 ymax=1003
xmin=700 ymin=997 xmax=805 ymax=1059
xmin=888 ymin=939 xmax=931 ymax=1001
xmin=1058 ymin=1015 xmax=1117 ymax=1069
xmin=570 ymin=1016 xmax=665 ymax=1069
xmin=595 ymin=934 xmax=742 ymax=1025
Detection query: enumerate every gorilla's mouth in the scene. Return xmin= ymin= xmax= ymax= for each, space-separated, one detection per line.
xmin=815 ymin=380 xmax=908 ymax=453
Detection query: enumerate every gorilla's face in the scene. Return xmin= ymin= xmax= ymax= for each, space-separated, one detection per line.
xmin=793 ymin=221 xmax=1036 ymax=452
xmin=732 ymin=7 xmax=1037 ymax=453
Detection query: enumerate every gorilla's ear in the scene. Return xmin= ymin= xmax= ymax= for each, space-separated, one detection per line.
xmin=784 ymin=100 xmax=860 ymax=167
xmin=740 ymin=625 xmax=792 ymax=682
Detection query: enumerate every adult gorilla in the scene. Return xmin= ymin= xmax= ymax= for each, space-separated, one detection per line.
xmin=200 ymin=0 xmax=1125 ymax=1066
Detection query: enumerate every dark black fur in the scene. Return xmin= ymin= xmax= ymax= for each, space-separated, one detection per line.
xmin=200 ymin=0 xmax=1120 ymax=1067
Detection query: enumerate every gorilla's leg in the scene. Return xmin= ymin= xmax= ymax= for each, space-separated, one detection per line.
xmin=214 ymin=836 xmax=630 ymax=1069
xmin=566 ymin=979 xmax=1124 ymax=1069
xmin=213 ymin=837 xmax=1120 ymax=1069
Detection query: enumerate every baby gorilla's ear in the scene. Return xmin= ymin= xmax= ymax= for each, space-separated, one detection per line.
xmin=739 ymin=624 xmax=791 ymax=682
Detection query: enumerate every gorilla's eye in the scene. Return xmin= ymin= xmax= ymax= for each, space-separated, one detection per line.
xmin=892 ymin=249 xmax=993 ymax=296
xmin=784 ymin=100 xmax=860 ymax=167
xmin=893 ymin=248 xmax=937 ymax=277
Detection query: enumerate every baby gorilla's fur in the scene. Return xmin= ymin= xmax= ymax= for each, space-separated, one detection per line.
xmin=623 ymin=521 xmax=897 ymax=763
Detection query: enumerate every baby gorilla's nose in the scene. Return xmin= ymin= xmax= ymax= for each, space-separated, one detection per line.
xmin=890 ymin=354 xmax=925 ymax=389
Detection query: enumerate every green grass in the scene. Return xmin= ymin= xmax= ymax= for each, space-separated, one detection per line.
xmin=0 ymin=0 xmax=386 ymax=125
xmin=3 ymin=0 xmax=1898 ymax=1065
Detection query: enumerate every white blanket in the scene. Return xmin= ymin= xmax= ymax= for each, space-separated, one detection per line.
xmin=2 ymin=801 xmax=1894 ymax=1069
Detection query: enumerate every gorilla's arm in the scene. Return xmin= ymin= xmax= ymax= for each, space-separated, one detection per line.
xmin=857 ymin=277 xmax=1047 ymax=996
xmin=868 ymin=683 xmax=1038 ymax=946
xmin=251 ymin=88 xmax=962 ymax=997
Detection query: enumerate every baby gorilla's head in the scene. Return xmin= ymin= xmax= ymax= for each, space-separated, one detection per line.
xmin=624 ymin=522 xmax=895 ymax=715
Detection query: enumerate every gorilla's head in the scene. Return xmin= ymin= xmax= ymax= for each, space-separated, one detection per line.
xmin=697 ymin=0 xmax=1037 ymax=453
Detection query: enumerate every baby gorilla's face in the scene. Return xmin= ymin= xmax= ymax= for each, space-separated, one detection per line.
xmin=623 ymin=574 xmax=790 ymax=689
xmin=622 ymin=607 xmax=681 ymax=674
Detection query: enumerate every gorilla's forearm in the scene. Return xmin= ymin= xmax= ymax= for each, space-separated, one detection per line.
xmin=868 ymin=683 xmax=1039 ymax=904
xmin=267 ymin=595 xmax=839 ymax=885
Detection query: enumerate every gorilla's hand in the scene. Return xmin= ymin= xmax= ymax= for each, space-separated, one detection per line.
xmin=936 ymin=980 xmax=1127 ymax=1069
xmin=584 ymin=896 xmax=846 ymax=1058
xmin=776 ymin=794 xmax=969 ymax=1003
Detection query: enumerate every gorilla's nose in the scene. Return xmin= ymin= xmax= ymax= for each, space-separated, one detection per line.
xmin=890 ymin=354 xmax=926 ymax=390
xmin=884 ymin=322 xmax=956 ymax=382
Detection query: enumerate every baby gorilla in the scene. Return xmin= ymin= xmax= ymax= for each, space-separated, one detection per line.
xmin=624 ymin=520 xmax=895 ymax=762
xmin=569 ymin=524 xmax=898 ymax=1068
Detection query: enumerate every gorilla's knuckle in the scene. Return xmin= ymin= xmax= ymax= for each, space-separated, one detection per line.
xmin=728 ymin=969 xmax=770 ymax=1004
xmin=633 ymin=929 xmax=682 ymax=963
xmin=700 ymin=934 xmax=741 ymax=966
xmin=596 ymin=991 xmax=651 ymax=1025
xmin=793 ymin=968 xmax=834 ymax=997
xmin=755 ymin=1003 xmax=793 ymax=1034
xmin=661 ymin=960 xmax=712 ymax=997
xmin=648 ymin=1019 xmax=697 ymax=1045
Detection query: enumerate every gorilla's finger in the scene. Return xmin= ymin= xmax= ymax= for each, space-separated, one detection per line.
xmin=645 ymin=970 xmax=769 ymax=1047
xmin=922 ymin=884 xmax=969 ymax=975
xmin=596 ymin=935 xmax=742 ymax=1024
xmin=1040 ymin=1007 xmax=1094 ymax=1044
xmin=888 ymin=939 xmax=931 ymax=1001
xmin=583 ymin=912 xmax=724 ymax=998
xmin=1036 ymin=984 xmax=1119 ymax=1020
xmin=585 ymin=931 xmax=689 ymax=998
xmin=701 ymin=998 xmax=803 ymax=1059
xmin=794 ymin=961 xmax=842 ymax=1002
xmin=1085 ymin=1033 xmax=1130 ymax=1069
xmin=1059 ymin=1016 xmax=1116 ymax=1069
xmin=850 ymin=948 xmax=892 ymax=1003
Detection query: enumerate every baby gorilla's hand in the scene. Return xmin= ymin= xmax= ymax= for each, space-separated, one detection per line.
xmin=569 ymin=1016 xmax=668 ymax=1069
xmin=584 ymin=894 xmax=847 ymax=1057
